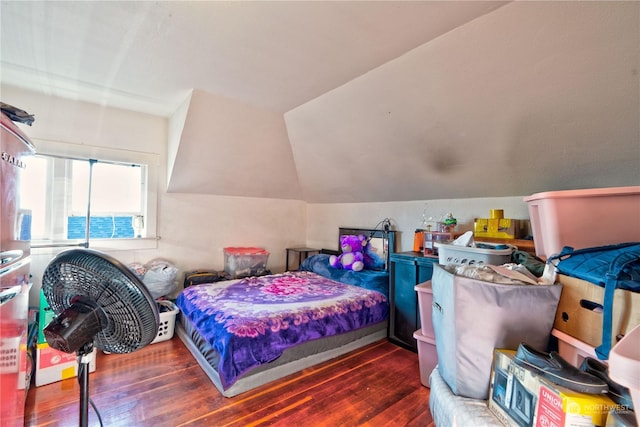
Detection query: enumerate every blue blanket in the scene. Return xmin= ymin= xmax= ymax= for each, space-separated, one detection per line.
xmin=299 ymin=254 xmax=390 ymax=298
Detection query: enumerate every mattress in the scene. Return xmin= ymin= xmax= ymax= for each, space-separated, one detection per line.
xmin=175 ymin=270 xmax=389 ymax=396
xmin=429 ymin=367 xmax=502 ymax=427
xmin=177 ymin=315 xmax=387 ymax=397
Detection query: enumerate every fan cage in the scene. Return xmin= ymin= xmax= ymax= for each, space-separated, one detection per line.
xmin=42 ymin=249 xmax=159 ymax=354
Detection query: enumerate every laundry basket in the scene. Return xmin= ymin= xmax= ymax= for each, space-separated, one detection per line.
xmin=151 ymin=300 xmax=179 ymax=344
xmin=435 ymin=242 xmax=515 ymax=265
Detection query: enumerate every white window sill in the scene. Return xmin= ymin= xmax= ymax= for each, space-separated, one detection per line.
xmin=31 ymin=237 xmax=158 ymax=255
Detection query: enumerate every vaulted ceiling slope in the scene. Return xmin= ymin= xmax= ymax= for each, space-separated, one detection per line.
xmin=286 ymin=1 xmax=640 ymax=202
xmin=2 ymin=1 xmax=638 ymax=202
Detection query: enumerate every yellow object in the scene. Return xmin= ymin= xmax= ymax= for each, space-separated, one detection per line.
xmin=490 ymin=209 xmax=504 ymax=219
xmin=474 ymin=218 xmax=521 ymax=239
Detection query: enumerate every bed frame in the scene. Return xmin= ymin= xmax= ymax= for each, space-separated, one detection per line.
xmin=337 ymin=227 xmax=396 ymax=271
xmin=176 ymin=316 xmax=386 ymax=397
xmin=176 ymin=226 xmax=396 ymax=397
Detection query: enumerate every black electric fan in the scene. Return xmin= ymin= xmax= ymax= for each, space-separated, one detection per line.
xmin=42 ymin=249 xmax=159 ymax=427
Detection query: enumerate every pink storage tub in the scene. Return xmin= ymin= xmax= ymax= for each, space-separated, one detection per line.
xmin=415 ymin=281 xmax=434 ymax=339
xmin=413 ymin=329 xmax=437 ymax=388
xmin=609 ymin=324 xmax=640 ymax=426
xmin=551 ymin=328 xmax=598 ymax=368
xmin=524 ymin=186 xmax=640 ymax=258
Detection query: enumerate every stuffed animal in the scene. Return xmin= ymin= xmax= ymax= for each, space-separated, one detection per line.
xmin=329 ymin=234 xmax=367 ymax=271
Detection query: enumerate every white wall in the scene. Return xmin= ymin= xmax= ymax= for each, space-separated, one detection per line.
xmin=306 ymin=196 xmax=530 ymax=253
xmin=2 ymin=86 xmax=307 ymax=305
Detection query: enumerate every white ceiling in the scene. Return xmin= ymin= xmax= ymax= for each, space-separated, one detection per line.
xmin=0 ymin=1 xmax=506 ymax=116
xmin=2 ymin=1 xmax=639 ymax=203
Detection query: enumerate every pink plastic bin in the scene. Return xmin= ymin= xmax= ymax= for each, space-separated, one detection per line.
xmin=609 ymin=324 xmax=640 ymax=426
xmin=523 ymin=186 xmax=640 ymax=259
xmin=413 ymin=329 xmax=437 ymax=388
xmin=415 ymin=281 xmax=434 ymax=339
xmin=551 ymin=328 xmax=598 ymax=367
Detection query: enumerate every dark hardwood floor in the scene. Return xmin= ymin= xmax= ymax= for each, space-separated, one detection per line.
xmin=25 ymin=337 xmax=433 ymax=426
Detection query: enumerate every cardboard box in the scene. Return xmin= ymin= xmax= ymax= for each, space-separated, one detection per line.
xmin=35 ymin=343 xmax=96 ymax=387
xmin=490 ymin=350 xmax=542 ymax=427
xmin=553 ymin=274 xmax=640 ymax=348
xmin=489 ymin=349 xmax=616 ymax=427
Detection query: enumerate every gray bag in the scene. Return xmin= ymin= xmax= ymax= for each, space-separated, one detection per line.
xmin=431 ymin=264 xmax=562 ymax=400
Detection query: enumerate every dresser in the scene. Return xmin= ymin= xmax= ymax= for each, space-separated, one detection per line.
xmin=388 ymin=251 xmax=438 ymax=351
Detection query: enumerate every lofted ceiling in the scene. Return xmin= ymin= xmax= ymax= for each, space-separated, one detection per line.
xmin=1 ymin=1 xmax=638 ymax=202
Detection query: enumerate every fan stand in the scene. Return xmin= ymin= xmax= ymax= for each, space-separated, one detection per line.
xmin=42 ymin=248 xmax=160 ymax=426
xmin=77 ymin=342 xmax=95 ymax=427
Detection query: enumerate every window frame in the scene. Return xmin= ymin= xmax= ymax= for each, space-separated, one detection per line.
xmin=27 ymin=138 xmax=159 ymax=252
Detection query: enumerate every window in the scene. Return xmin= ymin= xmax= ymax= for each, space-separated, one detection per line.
xmin=19 ymin=139 xmax=158 ymax=250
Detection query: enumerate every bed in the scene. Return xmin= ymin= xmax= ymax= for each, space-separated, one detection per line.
xmin=175 ymin=227 xmax=396 ymax=397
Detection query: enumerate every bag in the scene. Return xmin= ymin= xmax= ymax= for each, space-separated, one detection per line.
xmin=548 ymin=242 xmax=640 ymax=360
xmin=183 ymin=270 xmax=227 ymax=288
xmin=431 ymin=264 xmax=562 ymax=400
xmin=130 ymin=259 xmax=178 ymax=299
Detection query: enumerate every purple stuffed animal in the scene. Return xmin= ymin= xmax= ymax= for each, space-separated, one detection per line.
xmin=329 ymin=234 xmax=367 ymax=271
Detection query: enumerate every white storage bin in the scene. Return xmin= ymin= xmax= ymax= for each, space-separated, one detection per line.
xmin=524 ymin=186 xmax=640 ymax=259
xmin=413 ymin=329 xmax=437 ymax=388
xmin=414 ymin=281 xmax=434 ymax=339
xmin=435 ymin=242 xmax=515 ymax=266
xmin=151 ymin=300 xmax=179 ymax=344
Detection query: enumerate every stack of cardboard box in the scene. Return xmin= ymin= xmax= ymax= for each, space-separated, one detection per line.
xmin=489 ymin=349 xmax=618 ymax=427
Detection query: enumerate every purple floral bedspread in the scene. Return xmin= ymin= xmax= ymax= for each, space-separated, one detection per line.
xmin=176 ymin=271 xmax=388 ymax=390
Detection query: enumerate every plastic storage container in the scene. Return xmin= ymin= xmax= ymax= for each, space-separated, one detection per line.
xmin=609 ymin=324 xmax=640 ymax=426
xmin=413 ymin=329 xmax=438 ymax=388
xmin=523 ymin=186 xmax=640 ymax=259
xmin=435 ymin=242 xmax=516 ymax=265
xmin=224 ymin=247 xmax=269 ymax=278
xmin=415 ymin=281 xmax=434 ymax=339
xmin=151 ymin=300 xmax=179 ymax=344
xmin=551 ymin=328 xmax=598 ymax=367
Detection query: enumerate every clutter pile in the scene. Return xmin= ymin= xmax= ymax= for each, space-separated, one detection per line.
xmin=420 ymin=187 xmax=640 ymax=427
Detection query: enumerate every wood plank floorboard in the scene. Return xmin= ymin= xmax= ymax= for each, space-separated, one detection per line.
xmin=25 ymin=337 xmax=433 ymax=426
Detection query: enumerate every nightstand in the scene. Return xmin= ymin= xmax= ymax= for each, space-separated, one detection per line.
xmin=285 ymin=247 xmax=320 ymax=271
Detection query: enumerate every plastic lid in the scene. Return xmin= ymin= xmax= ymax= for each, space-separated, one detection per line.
xmin=223 ymin=247 xmax=269 ymax=255
xmin=523 ymin=186 xmax=640 ymax=202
